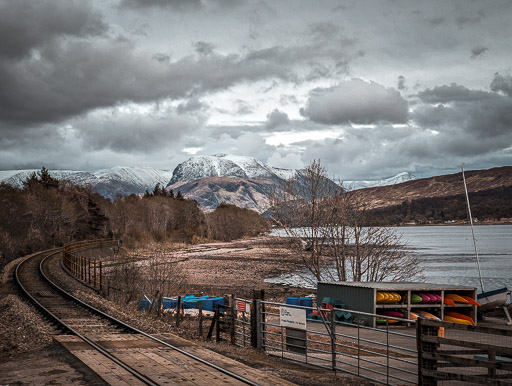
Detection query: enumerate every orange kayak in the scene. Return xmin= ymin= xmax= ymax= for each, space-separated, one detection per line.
xmin=414 ymin=311 xmax=444 ymax=337
xmin=443 ymin=298 xmax=456 ymax=307
xmin=461 ymin=296 xmax=480 ymax=306
xmin=443 ymin=315 xmax=472 ymax=325
xmin=444 ymin=311 xmax=475 ymax=325
xmin=445 ymin=294 xmax=469 ymax=304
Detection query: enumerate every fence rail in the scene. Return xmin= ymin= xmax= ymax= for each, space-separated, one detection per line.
xmin=62 ymin=239 xmax=118 ymax=291
xmin=417 ymin=318 xmax=512 ymax=385
xmin=256 ymin=300 xmax=418 ymax=385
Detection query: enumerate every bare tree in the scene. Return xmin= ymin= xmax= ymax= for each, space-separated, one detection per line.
xmin=269 ymin=160 xmax=340 ymax=281
xmin=270 ymin=160 xmax=422 ymax=284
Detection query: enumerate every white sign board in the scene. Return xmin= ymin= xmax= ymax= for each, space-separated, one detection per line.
xmin=279 ymin=306 xmax=306 ymax=330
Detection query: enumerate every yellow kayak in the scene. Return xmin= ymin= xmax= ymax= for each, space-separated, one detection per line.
xmin=443 ymin=315 xmax=472 ymax=325
xmin=390 ymin=292 xmax=401 ymax=302
xmin=445 ymin=294 xmax=469 ymax=304
xmin=444 ymin=311 xmax=475 ymax=325
xmin=377 ymin=292 xmax=401 ymax=303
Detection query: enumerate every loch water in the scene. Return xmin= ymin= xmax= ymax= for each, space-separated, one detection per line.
xmin=394 ymin=224 xmax=512 ymax=291
xmin=267 ymin=224 xmax=512 ymax=291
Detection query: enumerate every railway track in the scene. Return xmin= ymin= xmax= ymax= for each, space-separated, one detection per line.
xmin=15 ymin=248 xmax=261 ymax=386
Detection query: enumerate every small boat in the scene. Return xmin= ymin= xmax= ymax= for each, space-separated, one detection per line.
xmin=443 ymin=298 xmax=456 ymax=307
xmin=444 ymin=311 xmax=475 ymax=325
xmin=383 ymin=310 xmax=404 ymax=318
xmin=430 ymin=294 xmax=443 ymax=302
xmin=411 ymin=294 xmax=423 ymax=303
xmin=461 ymin=165 xmax=510 ymax=316
xmin=461 ymin=295 xmax=480 ymax=306
xmin=415 ymin=310 xmax=445 ymax=336
xmin=477 ymin=287 xmax=509 ymax=311
xmin=445 ymin=293 xmax=469 ymax=304
xmin=443 ymin=315 xmax=473 ymax=325
xmin=376 ymin=318 xmax=399 ymax=324
xmin=415 ymin=310 xmax=440 ymax=320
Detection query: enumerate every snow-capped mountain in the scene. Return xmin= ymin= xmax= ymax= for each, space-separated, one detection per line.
xmin=167 ymin=154 xmax=332 ymax=212
xmin=0 ymin=167 xmax=173 ymax=199
xmin=341 ymin=172 xmax=417 ymax=190
xmin=92 ymin=166 xmax=173 ymax=198
xmin=1 ymin=157 xmax=417 ymax=212
xmin=167 ymin=154 xmax=297 ymax=187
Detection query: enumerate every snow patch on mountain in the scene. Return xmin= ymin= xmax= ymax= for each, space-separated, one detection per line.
xmin=341 ymin=172 xmax=416 ymax=190
xmin=0 ymin=167 xmax=173 ymax=199
xmin=167 ymin=154 xmax=295 ymax=186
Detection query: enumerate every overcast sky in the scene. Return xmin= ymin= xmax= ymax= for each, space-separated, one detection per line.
xmin=1 ymin=0 xmax=511 ymax=179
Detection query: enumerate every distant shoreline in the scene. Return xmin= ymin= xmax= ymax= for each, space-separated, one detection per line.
xmin=397 ymin=219 xmax=512 ymax=227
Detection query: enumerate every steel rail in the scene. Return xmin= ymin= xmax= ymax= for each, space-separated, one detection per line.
xmin=15 ymin=249 xmax=158 ymax=386
xmin=39 ymin=246 xmax=260 ymax=386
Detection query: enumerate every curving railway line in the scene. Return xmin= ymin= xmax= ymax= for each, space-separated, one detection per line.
xmin=14 ymin=248 xmax=261 ymax=386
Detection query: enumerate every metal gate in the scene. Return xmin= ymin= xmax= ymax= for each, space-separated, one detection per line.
xmin=258 ymin=300 xmax=418 ymax=385
xmin=234 ymin=297 xmax=251 ymax=347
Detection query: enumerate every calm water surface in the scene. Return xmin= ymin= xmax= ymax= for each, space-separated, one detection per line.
xmin=394 ymin=225 xmax=512 ymax=291
xmin=267 ymin=225 xmax=512 ymax=290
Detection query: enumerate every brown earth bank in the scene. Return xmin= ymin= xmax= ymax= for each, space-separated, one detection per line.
xmin=165 ymin=236 xmax=313 ymax=301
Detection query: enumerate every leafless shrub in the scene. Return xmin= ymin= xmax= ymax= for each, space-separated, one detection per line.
xmin=269 ymin=160 xmax=422 ymax=283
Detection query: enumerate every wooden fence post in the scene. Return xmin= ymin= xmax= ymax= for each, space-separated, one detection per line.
xmin=99 ymin=261 xmax=103 ymax=291
xmin=230 ymin=294 xmax=236 ymax=345
xmin=148 ymin=290 xmax=160 ymax=314
xmin=176 ymin=296 xmax=182 ymax=327
xmin=215 ymin=305 xmax=221 ymax=342
xmin=250 ymin=290 xmax=265 ymax=349
xmin=417 ymin=318 xmax=438 ymax=386
xmin=93 ymin=260 xmax=97 ymax=288
xmin=198 ymin=301 xmax=203 ymax=338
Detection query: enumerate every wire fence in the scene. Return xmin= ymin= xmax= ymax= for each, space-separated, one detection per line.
xmin=258 ymin=300 xmax=418 ymax=385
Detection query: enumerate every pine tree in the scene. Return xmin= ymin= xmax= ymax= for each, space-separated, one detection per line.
xmin=153 ymin=183 xmax=161 ymax=196
xmin=23 ymin=167 xmax=59 ymax=189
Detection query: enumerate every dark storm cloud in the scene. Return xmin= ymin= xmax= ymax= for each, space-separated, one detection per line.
xmin=176 ymin=97 xmax=207 ymax=114
xmin=456 ymin=10 xmax=486 ymax=27
xmin=471 ymin=46 xmax=488 ymax=59
xmin=265 ymin=109 xmax=290 ymax=130
xmin=414 ymin=79 xmax=512 ymax=139
xmin=0 ymin=123 xmax=65 ymax=149
xmin=301 ymin=79 xmax=408 ymax=125
xmin=398 ymin=75 xmax=406 ymax=90
xmin=0 ymin=0 xmax=106 ymax=59
xmin=0 ymin=37 xmax=313 ymax=127
xmin=417 ymin=83 xmax=491 ymax=103
xmin=75 ymin=109 xmax=200 ymax=153
xmin=194 ymin=41 xmax=215 ymax=56
xmin=120 ymin=0 xmax=202 ymax=11
xmin=490 ymin=73 xmax=512 ymax=97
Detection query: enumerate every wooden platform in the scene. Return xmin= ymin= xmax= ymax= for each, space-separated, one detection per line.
xmin=54 ymin=333 xmax=294 ymax=385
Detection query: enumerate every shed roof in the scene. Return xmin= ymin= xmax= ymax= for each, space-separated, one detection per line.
xmin=318 ymin=281 xmax=475 ymax=291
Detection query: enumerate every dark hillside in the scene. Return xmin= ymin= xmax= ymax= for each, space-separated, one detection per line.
xmin=353 ymin=166 xmax=512 ymax=225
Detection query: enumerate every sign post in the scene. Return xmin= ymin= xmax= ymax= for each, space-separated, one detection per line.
xmin=280 ymin=306 xmax=307 ymax=354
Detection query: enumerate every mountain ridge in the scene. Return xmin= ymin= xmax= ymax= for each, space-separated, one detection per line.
xmin=0 ymin=166 xmax=173 ymax=200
